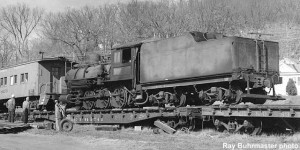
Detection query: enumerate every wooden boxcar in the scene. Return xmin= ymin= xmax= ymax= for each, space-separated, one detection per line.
xmin=0 ymin=57 xmax=71 ymax=111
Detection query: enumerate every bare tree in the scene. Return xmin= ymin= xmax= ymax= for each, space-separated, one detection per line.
xmin=116 ymin=1 xmax=148 ymax=42
xmin=0 ymin=33 xmax=14 ymax=67
xmin=41 ymin=7 xmax=104 ymax=61
xmin=0 ymin=3 xmax=43 ymax=62
xmin=97 ymin=4 xmax=118 ymax=51
xmin=31 ymin=0 xmax=300 ymax=61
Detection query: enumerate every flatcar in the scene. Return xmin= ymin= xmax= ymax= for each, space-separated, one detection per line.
xmin=61 ymin=31 xmax=282 ymax=110
xmin=0 ymin=57 xmax=72 ymax=112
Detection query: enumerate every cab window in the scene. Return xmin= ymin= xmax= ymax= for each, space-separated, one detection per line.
xmin=25 ymin=73 xmax=28 ymax=82
xmin=122 ymin=49 xmax=131 ymax=63
xmin=21 ymin=73 xmax=28 ymax=83
xmin=14 ymin=75 xmax=17 ymax=84
xmin=52 ymin=67 xmax=60 ymax=78
xmin=114 ymin=51 xmax=121 ymax=63
xmin=113 ymin=49 xmax=132 ymax=64
xmin=4 ymin=77 xmax=7 ymax=85
xmin=10 ymin=76 xmax=13 ymax=85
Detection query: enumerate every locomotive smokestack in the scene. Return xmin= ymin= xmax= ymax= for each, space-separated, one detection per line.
xmin=39 ymin=51 xmax=44 ymax=60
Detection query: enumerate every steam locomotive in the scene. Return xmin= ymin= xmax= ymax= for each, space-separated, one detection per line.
xmin=60 ymin=31 xmax=281 ymax=110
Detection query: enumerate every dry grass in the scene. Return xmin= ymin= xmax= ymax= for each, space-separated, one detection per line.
xmin=23 ymin=125 xmax=300 ymax=150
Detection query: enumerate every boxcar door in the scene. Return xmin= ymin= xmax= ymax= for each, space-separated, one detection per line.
xmin=50 ymin=67 xmax=60 ymax=93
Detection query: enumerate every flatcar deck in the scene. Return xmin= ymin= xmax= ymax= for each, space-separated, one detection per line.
xmin=31 ymin=107 xmax=202 ymax=124
xmin=201 ymin=105 xmax=300 ymax=118
xmin=30 ymin=105 xmax=300 ymax=123
xmin=26 ymin=104 xmax=300 ymax=133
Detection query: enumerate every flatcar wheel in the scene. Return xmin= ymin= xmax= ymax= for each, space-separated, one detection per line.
xmin=110 ymin=88 xmax=127 ymax=108
xmin=60 ymin=119 xmax=73 ymax=132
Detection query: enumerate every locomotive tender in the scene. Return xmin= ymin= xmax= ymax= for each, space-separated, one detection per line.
xmin=62 ymin=31 xmax=281 ymax=110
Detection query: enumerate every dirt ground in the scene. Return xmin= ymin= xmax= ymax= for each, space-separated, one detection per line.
xmin=1 ymin=125 xmax=300 ymax=150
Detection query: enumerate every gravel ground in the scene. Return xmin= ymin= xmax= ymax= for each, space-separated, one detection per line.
xmin=1 ymin=125 xmax=300 ymax=150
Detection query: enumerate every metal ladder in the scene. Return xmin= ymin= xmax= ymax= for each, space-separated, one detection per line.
xmin=255 ymin=40 xmax=267 ymax=72
xmin=249 ymin=32 xmax=273 ymax=73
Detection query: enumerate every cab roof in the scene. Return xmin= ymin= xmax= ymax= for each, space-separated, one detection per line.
xmin=112 ymin=38 xmax=159 ymax=50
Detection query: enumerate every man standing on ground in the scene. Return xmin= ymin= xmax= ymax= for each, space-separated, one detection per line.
xmin=22 ymin=97 xmax=30 ymax=124
xmin=55 ymin=100 xmax=62 ymax=131
xmin=6 ymin=94 xmax=16 ymax=123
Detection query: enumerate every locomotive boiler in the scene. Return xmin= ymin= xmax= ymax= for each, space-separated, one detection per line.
xmin=60 ymin=31 xmax=281 ymax=110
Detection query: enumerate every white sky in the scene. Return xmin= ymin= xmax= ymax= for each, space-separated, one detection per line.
xmin=0 ymin=0 xmax=129 ymax=12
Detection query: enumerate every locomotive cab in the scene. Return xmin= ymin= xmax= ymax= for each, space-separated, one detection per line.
xmin=110 ymin=48 xmax=134 ymax=81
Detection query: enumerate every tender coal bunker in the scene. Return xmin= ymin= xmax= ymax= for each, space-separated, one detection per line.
xmin=189 ymin=31 xmax=223 ymax=42
xmin=189 ymin=31 xmax=207 ymax=42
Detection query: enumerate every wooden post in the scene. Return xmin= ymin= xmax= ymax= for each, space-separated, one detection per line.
xmin=154 ymin=120 xmax=176 ymax=134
